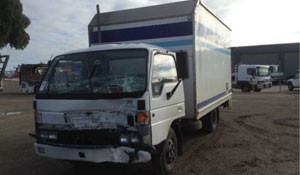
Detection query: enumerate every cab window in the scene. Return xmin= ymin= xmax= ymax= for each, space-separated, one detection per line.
xmin=152 ymin=54 xmax=177 ymax=97
xmin=247 ymin=68 xmax=256 ymax=76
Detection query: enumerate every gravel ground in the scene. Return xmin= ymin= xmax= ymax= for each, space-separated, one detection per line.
xmin=0 ymin=90 xmax=299 ymax=175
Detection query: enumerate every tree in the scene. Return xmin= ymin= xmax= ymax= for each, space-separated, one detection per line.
xmin=0 ymin=0 xmax=30 ymax=50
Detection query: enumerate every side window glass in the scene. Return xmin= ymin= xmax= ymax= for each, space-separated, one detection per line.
xmin=247 ymin=68 xmax=255 ymax=76
xmin=152 ymin=54 xmax=177 ymax=97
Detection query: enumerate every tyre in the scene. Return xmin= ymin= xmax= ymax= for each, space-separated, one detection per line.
xmin=152 ymin=128 xmax=178 ymax=175
xmin=34 ymin=86 xmax=39 ymax=94
xmin=241 ymin=84 xmax=251 ymax=92
xmin=254 ymin=88 xmax=262 ymax=92
xmin=288 ymin=83 xmax=294 ymax=91
xmin=201 ymin=109 xmax=219 ymax=133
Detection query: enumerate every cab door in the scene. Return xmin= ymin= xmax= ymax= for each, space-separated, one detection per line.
xmin=149 ymin=52 xmax=185 ymax=145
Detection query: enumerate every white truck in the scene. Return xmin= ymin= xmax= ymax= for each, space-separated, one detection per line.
xmin=33 ymin=1 xmax=232 ymax=174
xmin=19 ymin=64 xmax=48 ymax=93
xmin=269 ymin=65 xmax=284 ymax=85
xmin=232 ymin=64 xmax=272 ymax=92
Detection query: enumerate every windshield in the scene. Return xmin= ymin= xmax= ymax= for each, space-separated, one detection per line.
xmin=257 ymin=67 xmax=270 ymax=76
xmin=37 ymin=49 xmax=148 ymax=99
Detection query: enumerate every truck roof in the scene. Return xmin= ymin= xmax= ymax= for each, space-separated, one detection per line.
xmin=88 ymin=0 xmax=230 ymax=31
xmin=89 ymin=0 xmax=196 ymax=26
xmin=61 ymin=43 xmax=168 ymax=55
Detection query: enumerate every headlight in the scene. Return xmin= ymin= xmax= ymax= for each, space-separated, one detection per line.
xmin=120 ymin=134 xmax=140 ymax=145
xmin=40 ymin=132 xmax=49 ymax=139
xmin=130 ymin=135 xmax=140 ymax=144
xmin=39 ymin=131 xmax=57 ymax=140
xmin=120 ymin=134 xmax=130 ymax=144
xmin=48 ymin=133 xmax=57 ymax=140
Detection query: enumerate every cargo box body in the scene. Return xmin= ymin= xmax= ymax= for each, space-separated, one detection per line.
xmin=88 ymin=0 xmax=232 ymax=120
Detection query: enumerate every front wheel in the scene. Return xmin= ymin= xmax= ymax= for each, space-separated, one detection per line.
xmin=254 ymin=88 xmax=262 ymax=92
xmin=288 ymin=83 xmax=294 ymax=91
xmin=241 ymin=84 xmax=251 ymax=92
xmin=152 ymin=128 xmax=178 ymax=175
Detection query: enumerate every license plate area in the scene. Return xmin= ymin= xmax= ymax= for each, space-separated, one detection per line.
xmin=67 ymin=112 xmax=126 ymax=129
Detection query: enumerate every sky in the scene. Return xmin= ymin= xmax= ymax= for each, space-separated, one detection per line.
xmin=1 ymin=0 xmax=299 ymax=70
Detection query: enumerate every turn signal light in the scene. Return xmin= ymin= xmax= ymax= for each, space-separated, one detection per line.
xmin=137 ymin=112 xmax=149 ymax=123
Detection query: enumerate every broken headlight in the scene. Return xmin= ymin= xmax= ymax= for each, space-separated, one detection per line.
xmin=39 ymin=131 xmax=58 ymax=141
xmin=120 ymin=134 xmax=140 ymax=145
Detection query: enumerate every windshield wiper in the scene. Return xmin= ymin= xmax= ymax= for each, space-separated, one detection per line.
xmin=88 ymin=64 xmax=98 ymax=93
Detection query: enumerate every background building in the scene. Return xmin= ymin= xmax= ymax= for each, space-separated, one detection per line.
xmin=231 ymin=43 xmax=299 ymax=78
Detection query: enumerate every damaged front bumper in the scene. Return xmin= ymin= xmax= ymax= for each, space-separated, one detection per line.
xmin=34 ymin=143 xmax=152 ymax=164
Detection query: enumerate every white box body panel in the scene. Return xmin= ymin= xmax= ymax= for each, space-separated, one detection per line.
xmin=88 ymin=1 xmax=232 ymax=120
xmin=193 ymin=4 xmax=232 ymax=119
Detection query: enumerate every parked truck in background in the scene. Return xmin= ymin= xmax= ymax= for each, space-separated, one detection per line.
xmin=269 ymin=65 xmax=284 ymax=85
xmin=232 ymin=64 xmax=272 ymax=92
xmin=19 ymin=64 xmax=47 ymax=93
xmin=33 ymin=1 xmax=232 ymax=174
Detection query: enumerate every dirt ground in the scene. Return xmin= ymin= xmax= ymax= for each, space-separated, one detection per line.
xmin=0 ymin=90 xmax=299 ymax=175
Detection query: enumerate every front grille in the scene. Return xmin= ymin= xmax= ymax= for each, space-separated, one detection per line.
xmin=39 ymin=130 xmax=121 ymax=146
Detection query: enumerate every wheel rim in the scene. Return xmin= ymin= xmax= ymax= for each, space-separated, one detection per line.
xmin=166 ymin=138 xmax=177 ymax=165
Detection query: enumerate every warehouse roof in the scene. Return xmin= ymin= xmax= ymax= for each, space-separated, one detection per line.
xmin=89 ymin=0 xmax=197 ymax=26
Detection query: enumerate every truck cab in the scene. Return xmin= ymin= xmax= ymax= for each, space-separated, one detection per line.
xmin=233 ymin=64 xmax=272 ymax=92
xmin=34 ymin=43 xmax=186 ymax=172
xmin=269 ymin=65 xmax=284 ymax=85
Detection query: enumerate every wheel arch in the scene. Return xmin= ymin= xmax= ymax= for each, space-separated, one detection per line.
xmin=170 ymin=119 xmax=183 ymax=155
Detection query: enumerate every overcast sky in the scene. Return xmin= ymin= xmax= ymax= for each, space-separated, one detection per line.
xmin=1 ymin=0 xmax=299 ymax=70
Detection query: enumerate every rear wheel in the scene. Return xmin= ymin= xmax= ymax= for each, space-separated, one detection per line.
xmin=152 ymin=128 xmax=178 ymax=175
xmin=201 ymin=109 xmax=219 ymax=133
xmin=288 ymin=83 xmax=294 ymax=91
xmin=241 ymin=84 xmax=251 ymax=92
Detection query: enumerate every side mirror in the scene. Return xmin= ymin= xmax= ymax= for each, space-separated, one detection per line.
xmin=176 ymin=51 xmax=189 ymax=79
xmin=47 ymin=60 xmax=52 ymax=67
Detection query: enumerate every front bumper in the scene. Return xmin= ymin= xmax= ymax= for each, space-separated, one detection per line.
xmin=256 ymin=82 xmax=272 ymax=89
xmin=34 ymin=143 xmax=151 ymax=163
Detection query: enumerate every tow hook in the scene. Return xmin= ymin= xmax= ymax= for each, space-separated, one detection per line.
xmin=125 ymin=147 xmax=140 ymax=164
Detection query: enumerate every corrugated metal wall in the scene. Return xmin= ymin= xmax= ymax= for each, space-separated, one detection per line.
xmin=231 ymin=43 xmax=299 ymax=77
